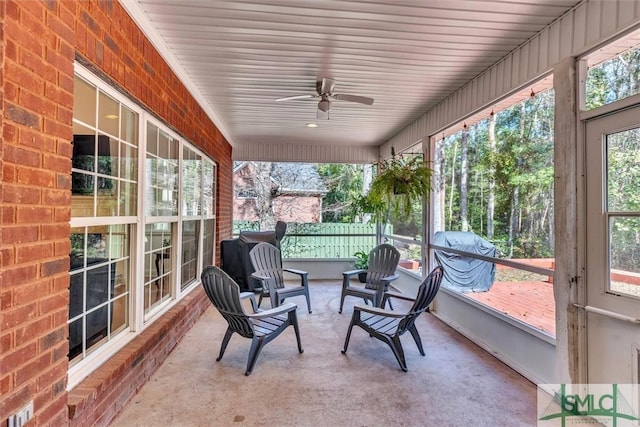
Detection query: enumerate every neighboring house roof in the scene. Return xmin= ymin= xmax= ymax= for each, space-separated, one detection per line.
xmin=234 ymin=162 xmax=327 ymax=195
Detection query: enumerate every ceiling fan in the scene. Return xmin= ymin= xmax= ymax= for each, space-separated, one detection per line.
xmin=276 ymin=78 xmax=374 ymax=116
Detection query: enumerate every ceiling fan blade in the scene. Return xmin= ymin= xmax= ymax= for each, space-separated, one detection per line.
xmin=333 ymin=94 xmax=374 ymax=105
xmin=275 ymin=94 xmax=316 ymax=102
xmin=319 ymin=77 xmax=336 ymax=94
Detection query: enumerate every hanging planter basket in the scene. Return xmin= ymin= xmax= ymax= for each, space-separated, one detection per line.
xmin=361 ymin=148 xmax=433 ymax=222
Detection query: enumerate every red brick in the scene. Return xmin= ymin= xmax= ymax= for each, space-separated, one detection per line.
xmin=3 ymin=144 xmax=41 ymax=167
xmin=15 ymin=317 xmax=52 ymax=344
xmin=43 ymin=188 xmax=70 ymax=206
xmin=1 ymin=248 xmax=16 ymax=268
xmin=3 ymin=264 xmax=38 ymax=285
xmin=41 ymin=223 xmax=70 ymax=240
xmin=20 ymin=90 xmax=57 ymax=118
xmin=44 ymin=117 xmax=72 ymax=140
xmin=5 ymin=104 xmax=41 ymax=129
xmin=37 ymin=360 xmax=68 ymax=394
xmin=54 ymin=240 xmax=71 ymax=257
xmin=16 ymin=206 xmax=54 ymax=224
xmin=2 ymin=225 xmax=40 ymax=245
xmin=0 ymin=374 xmax=12 ymax=397
xmin=15 ymin=353 xmax=52 ymax=387
xmin=2 ymin=185 xmax=41 ymax=205
xmin=21 ymin=128 xmax=57 ymax=153
xmin=16 ymin=242 xmax=54 ymax=264
xmin=2 ymin=341 xmax=38 ymax=368
xmin=43 ymin=154 xmax=71 ymax=173
xmin=39 ymin=293 xmax=68 ymax=315
xmin=14 ymin=280 xmax=50 ymax=306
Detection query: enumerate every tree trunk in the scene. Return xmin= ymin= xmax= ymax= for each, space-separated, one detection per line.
xmin=252 ymin=162 xmax=277 ymax=230
xmin=460 ymin=126 xmax=469 ymax=231
xmin=487 ymin=112 xmax=496 ymax=239
xmin=433 ymin=137 xmax=446 ymax=232
xmin=447 ymin=141 xmax=457 ymax=230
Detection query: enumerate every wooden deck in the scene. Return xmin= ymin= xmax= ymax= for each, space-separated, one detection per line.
xmin=465 ymin=280 xmax=556 ymax=336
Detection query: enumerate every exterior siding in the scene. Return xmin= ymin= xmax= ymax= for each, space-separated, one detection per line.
xmin=381 ymin=0 xmax=640 ymax=156
xmin=0 ymin=1 xmax=233 ymax=426
xmin=232 ymin=142 xmax=380 ymax=164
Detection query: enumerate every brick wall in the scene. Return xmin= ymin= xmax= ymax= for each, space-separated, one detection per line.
xmin=1 ymin=1 xmax=233 ymax=426
xmin=1 ymin=1 xmax=75 ymax=425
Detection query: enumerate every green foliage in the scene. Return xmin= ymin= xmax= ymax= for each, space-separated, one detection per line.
xmin=352 ymin=250 xmax=369 ymax=269
xmin=364 ymin=149 xmax=432 ymax=222
xmin=441 ymin=88 xmax=555 ymax=258
xmin=317 ymin=163 xmax=365 ymax=222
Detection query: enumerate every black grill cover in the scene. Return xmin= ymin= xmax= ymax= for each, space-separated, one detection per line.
xmin=220 ymin=222 xmax=286 ymax=292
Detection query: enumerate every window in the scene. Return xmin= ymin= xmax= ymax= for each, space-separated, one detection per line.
xmin=606 ymin=128 xmax=640 ymax=297
xmin=70 ymin=74 xmax=138 ymax=364
xmin=431 ymin=85 xmax=555 ymax=335
xmin=69 ymin=225 xmax=130 ymax=360
xmin=69 ymin=65 xmax=217 ymax=383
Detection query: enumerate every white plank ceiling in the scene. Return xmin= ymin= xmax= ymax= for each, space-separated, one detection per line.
xmin=123 ymin=0 xmax=581 ymax=150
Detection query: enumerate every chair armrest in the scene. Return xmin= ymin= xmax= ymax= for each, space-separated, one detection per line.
xmin=343 ymin=269 xmax=365 ymax=278
xmin=380 ymin=273 xmax=399 ymax=283
xmin=353 ymin=303 xmax=405 ymax=318
xmin=284 ymin=268 xmax=308 ymax=277
xmin=383 ymin=290 xmax=416 ymax=303
xmin=247 ymin=302 xmax=297 ymax=319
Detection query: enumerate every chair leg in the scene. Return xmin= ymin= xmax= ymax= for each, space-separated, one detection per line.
xmin=217 ymin=327 xmax=234 ymax=361
xmin=387 ymin=335 xmax=408 ymax=372
xmin=408 ymin=324 xmax=425 ymax=356
xmin=304 ymin=289 xmax=312 ymax=313
xmin=257 ymin=293 xmax=264 ymax=308
xmin=289 ymin=311 xmax=304 ymax=354
xmin=341 ymin=311 xmax=359 ymax=354
xmin=339 ymin=292 xmax=346 ymax=314
xmin=245 ymin=336 xmax=267 ymax=376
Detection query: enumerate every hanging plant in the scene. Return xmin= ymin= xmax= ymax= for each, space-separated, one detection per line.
xmin=361 ymin=147 xmax=432 ymax=222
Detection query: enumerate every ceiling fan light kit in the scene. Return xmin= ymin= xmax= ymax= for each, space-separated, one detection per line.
xmin=276 ymin=77 xmax=374 ymax=117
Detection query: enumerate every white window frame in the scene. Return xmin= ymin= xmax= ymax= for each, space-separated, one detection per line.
xmin=68 ymin=63 xmax=217 ymax=389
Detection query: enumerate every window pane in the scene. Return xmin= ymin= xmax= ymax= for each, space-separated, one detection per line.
xmin=585 ymin=47 xmax=640 ymax=111
xmin=182 ymin=147 xmax=202 ymax=216
xmin=74 ymin=76 xmax=96 ymax=127
xmin=121 ymin=105 xmax=138 ymax=146
xmin=120 ymin=144 xmax=138 ymax=181
xmin=97 ymin=135 xmax=119 ymax=177
xmin=203 ymin=161 xmax=215 ymax=217
xmin=146 ymin=124 xmax=178 ymax=217
xmin=607 ymin=128 xmax=640 ymax=212
xmin=609 ymin=217 xmax=640 ymax=298
xmin=98 ymin=91 xmax=119 ymax=137
xmin=73 ymin=83 xmax=138 ymax=220
xmin=203 ymin=219 xmax=215 ymax=267
xmin=181 ymin=220 xmax=200 ymax=290
xmin=120 ymin=181 xmax=137 ymax=217
xmin=144 ymin=223 xmax=173 ymax=316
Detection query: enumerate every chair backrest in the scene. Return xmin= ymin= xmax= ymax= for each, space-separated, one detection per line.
xmin=201 ymin=265 xmax=254 ymax=338
xmin=366 ymin=243 xmax=401 ymax=286
xmin=398 ymin=266 xmax=444 ymax=334
xmin=249 ymin=242 xmax=285 ymax=290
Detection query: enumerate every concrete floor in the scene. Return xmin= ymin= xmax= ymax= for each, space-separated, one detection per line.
xmin=112 ymin=281 xmax=538 ymax=426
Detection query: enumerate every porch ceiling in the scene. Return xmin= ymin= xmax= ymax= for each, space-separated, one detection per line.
xmin=123 ymin=0 xmax=580 ymax=150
